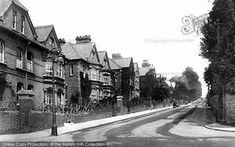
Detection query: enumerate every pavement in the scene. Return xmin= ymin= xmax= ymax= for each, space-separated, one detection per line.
xmin=205 ymin=123 xmax=235 ymax=132
xmin=205 ymin=122 xmax=235 ymax=132
xmin=0 ymin=105 xmax=176 ymax=141
xmin=169 ymin=104 xmax=235 ymax=138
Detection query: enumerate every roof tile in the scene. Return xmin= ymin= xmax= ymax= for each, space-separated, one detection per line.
xmin=35 ymin=25 xmax=54 ymax=42
xmin=112 ymin=58 xmax=132 ymax=68
xmin=0 ymin=0 xmax=28 ymax=17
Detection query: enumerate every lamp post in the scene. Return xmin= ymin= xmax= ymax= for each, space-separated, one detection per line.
xmin=47 ymin=47 xmax=63 ymax=136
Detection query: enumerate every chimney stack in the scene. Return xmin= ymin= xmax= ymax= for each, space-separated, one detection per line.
xmin=75 ymin=35 xmax=91 ymax=44
xmin=142 ymin=60 xmax=150 ymax=67
xmin=112 ymin=53 xmax=122 ymax=60
xmin=58 ymin=38 xmax=66 ymax=46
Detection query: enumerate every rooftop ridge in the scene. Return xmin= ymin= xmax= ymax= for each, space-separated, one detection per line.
xmin=112 ymin=57 xmax=132 ymax=60
xmin=68 ymin=42 xmax=83 ymax=59
xmin=35 ymin=24 xmax=54 ymax=28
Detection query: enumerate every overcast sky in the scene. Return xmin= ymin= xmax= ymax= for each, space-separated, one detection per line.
xmin=20 ymin=0 xmax=213 ymax=96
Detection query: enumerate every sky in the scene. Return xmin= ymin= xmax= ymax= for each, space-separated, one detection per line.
xmin=20 ymin=0 xmax=213 ymax=96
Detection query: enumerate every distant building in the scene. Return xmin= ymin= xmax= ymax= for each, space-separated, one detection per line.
xmin=62 ymin=36 xmax=114 ymax=104
xmin=139 ymin=60 xmax=156 ymax=97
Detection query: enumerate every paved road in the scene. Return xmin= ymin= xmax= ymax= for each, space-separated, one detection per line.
xmin=42 ymin=105 xmax=235 ymax=147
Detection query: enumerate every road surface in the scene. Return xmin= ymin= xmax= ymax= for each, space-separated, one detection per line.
xmin=41 ymin=105 xmax=235 ymax=147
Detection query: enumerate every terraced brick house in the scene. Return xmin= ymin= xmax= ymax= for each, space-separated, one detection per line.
xmin=0 ymin=0 xmax=52 ymax=108
xmin=98 ymin=51 xmax=114 ymax=98
xmin=35 ymin=25 xmax=66 ymax=107
xmin=62 ymin=35 xmax=103 ymax=105
xmin=109 ymin=54 xmax=135 ymax=105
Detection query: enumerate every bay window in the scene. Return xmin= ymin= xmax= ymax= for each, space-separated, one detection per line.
xmin=90 ymin=68 xmax=97 ymax=81
xmin=45 ymin=63 xmax=52 ymax=76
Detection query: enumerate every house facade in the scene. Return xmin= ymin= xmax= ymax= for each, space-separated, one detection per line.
xmin=109 ymin=54 xmax=135 ymax=105
xmin=0 ymin=0 xmax=67 ymax=109
xmin=0 ymin=0 xmax=49 ymax=108
xmin=62 ymin=35 xmax=104 ymax=104
xmin=35 ymin=25 xmax=66 ymax=107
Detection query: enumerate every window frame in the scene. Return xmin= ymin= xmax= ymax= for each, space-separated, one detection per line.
xmin=45 ymin=63 xmax=52 ymax=76
xmin=0 ymin=40 xmax=5 ymax=63
xmin=90 ymin=68 xmax=97 ymax=80
xmin=21 ymin=15 xmax=25 ymax=34
xmin=12 ymin=11 xmax=17 ymax=30
xmin=57 ymin=63 xmax=63 ymax=77
xmin=69 ymin=64 xmax=74 ymax=76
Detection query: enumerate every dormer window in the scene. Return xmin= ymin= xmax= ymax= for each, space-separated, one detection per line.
xmin=21 ymin=16 xmax=25 ymax=34
xmin=12 ymin=11 xmax=17 ymax=30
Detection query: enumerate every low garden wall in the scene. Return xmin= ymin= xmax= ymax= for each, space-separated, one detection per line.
xmin=0 ymin=100 xmax=170 ymax=134
xmin=0 ymin=111 xmax=19 ymax=134
xmin=0 ymin=106 xmax=114 ymax=134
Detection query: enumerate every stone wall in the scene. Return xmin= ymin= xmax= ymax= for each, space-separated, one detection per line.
xmin=208 ymin=94 xmax=219 ymax=120
xmin=0 ymin=109 xmax=112 ymax=134
xmin=29 ymin=112 xmax=66 ymax=132
xmin=225 ymin=93 xmax=235 ymax=123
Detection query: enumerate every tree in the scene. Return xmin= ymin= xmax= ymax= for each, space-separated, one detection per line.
xmin=80 ymin=72 xmax=92 ymax=105
xmin=201 ymin=0 xmax=235 ymax=95
xmin=70 ymin=89 xmax=80 ymax=104
xmin=170 ymin=67 xmax=202 ymax=102
xmin=151 ymin=76 xmax=170 ymax=102
xmin=141 ymin=69 xmax=157 ymax=99
xmin=200 ymin=0 xmax=235 ymax=122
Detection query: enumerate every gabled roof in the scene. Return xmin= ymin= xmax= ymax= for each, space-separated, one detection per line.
xmin=98 ymin=51 xmax=106 ymax=61
xmin=98 ymin=51 xmax=111 ymax=69
xmin=139 ymin=66 xmax=155 ymax=76
xmin=112 ymin=58 xmax=132 ymax=68
xmin=61 ymin=42 xmax=99 ymax=63
xmin=61 ymin=42 xmax=82 ymax=60
xmin=35 ymin=25 xmax=54 ymax=42
xmin=0 ymin=0 xmax=37 ymax=39
xmin=0 ymin=0 xmax=28 ymax=17
xmin=72 ymin=42 xmax=94 ymax=59
xmin=109 ymin=58 xmax=121 ymax=70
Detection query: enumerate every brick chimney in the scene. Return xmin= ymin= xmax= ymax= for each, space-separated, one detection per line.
xmin=142 ymin=60 xmax=150 ymax=67
xmin=58 ymin=38 xmax=66 ymax=46
xmin=75 ymin=35 xmax=91 ymax=44
xmin=112 ymin=53 xmax=122 ymax=60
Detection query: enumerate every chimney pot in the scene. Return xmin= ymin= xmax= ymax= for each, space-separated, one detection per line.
xmin=76 ymin=35 xmax=91 ymax=44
